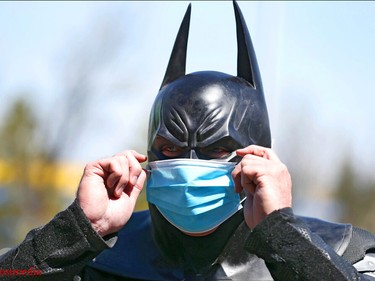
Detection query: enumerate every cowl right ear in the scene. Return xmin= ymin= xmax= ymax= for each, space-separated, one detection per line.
xmin=233 ymin=0 xmax=263 ymax=92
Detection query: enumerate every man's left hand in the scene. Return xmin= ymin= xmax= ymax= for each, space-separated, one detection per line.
xmin=231 ymin=145 xmax=292 ymax=229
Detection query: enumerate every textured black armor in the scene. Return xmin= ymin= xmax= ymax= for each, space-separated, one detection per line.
xmin=1 ymin=202 xmax=375 ymax=280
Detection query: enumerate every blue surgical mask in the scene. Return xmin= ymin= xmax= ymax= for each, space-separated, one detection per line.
xmin=146 ymin=158 xmax=242 ymax=234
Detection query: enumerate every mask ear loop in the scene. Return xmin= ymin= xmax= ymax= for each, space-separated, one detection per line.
xmin=209 ymin=151 xmax=240 ymax=162
xmin=224 ymin=151 xmax=238 ymax=162
xmin=224 ymin=151 xmax=247 ymax=205
xmin=145 ymin=164 xmax=152 ymax=174
xmin=240 ymin=196 xmax=247 ymax=205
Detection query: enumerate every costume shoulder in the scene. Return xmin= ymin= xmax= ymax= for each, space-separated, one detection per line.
xmin=88 ymin=210 xmax=183 ymax=280
xmin=299 ymin=215 xmax=352 ymax=255
xmin=301 ymin=215 xmax=375 ymax=275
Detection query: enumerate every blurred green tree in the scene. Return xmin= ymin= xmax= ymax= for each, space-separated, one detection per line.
xmin=335 ymin=158 xmax=375 ymax=233
xmin=0 ymin=97 xmax=63 ymax=247
xmin=0 ymin=12 xmax=150 ymax=248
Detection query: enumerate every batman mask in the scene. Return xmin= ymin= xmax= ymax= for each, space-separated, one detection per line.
xmin=146 ymin=1 xmax=271 ymax=273
xmin=147 ymin=2 xmax=271 ymax=162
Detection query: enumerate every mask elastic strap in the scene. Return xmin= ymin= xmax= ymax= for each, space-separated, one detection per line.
xmin=209 ymin=151 xmax=238 ymax=162
xmin=240 ymin=196 xmax=247 ymax=206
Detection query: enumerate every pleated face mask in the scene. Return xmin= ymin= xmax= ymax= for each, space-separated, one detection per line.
xmin=146 ymin=159 xmax=242 ymax=234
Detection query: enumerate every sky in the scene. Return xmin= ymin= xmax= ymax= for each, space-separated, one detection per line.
xmin=1 ymin=1 xmax=375 ymax=219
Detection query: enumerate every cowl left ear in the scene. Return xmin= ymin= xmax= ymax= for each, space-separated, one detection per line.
xmin=160 ymin=4 xmax=191 ymax=90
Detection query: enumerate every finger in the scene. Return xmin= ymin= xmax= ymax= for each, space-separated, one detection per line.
xmin=232 ymin=156 xmax=264 ymax=193
xmin=126 ymin=169 xmax=147 ymax=205
xmin=240 ymin=156 xmax=268 ymax=185
xmin=124 ymin=151 xmax=144 ymax=186
xmin=236 ymin=145 xmax=280 ymax=162
xmin=240 ymin=165 xmax=257 ymax=195
xmin=231 ymin=164 xmax=243 ymax=193
xmin=130 ymin=150 xmax=148 ymax=163
xmin=116 ymin=150 xmax=147 ymax=163
xmin=96 ymin=158 xmax=120 ymax=188
xmin=106 ymin=157 xmax=129 ymax=198
xmin=113 ymin=156 xmax=132 ymax=198
xmin=135 ymin=169 xmax=147 ymax=190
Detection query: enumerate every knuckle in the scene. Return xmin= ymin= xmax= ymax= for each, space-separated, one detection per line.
xmin=84 ymin=161 xmax=97 ymax=173
xmin=242 ymin=165 xmax=251 ymax=174
xmin=111 ymin=158 xmax=124 ymax=174
xmin=243 ymin=154 xmax=252 ymax=160
xmin=114 ymin=150 xmax=126 ymax=157
xmin=130 ymin=165 xmax=142 ymax=176
xmin=116 ymin=154 xmax=128 ymax=164
xmin=124 ymin=150 xmax=135 ymax=157
xmin=85 ymin=161 xmax=95 ymax=170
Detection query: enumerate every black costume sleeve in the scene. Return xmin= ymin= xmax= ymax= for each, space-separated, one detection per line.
xmin=0 ymin=200 xmax=115 ymax=281
xmin=245 ymin=208 xmax=375 ymax=281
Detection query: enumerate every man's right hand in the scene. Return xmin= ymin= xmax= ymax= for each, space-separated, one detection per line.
xmin=77 ymin=150 xmax=147 ymax=237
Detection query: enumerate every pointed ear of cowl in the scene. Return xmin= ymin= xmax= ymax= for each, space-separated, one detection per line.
xmin=160 ymin=4 xmax=191 ymax=90
xmin=160 ymin=1 xmax=264 ymax=92
xmin=233 ymin=0 xmax=263 ymax=92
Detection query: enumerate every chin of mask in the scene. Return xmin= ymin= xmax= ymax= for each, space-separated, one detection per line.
xmin=146 ymin=158 xmax=242 ymax=234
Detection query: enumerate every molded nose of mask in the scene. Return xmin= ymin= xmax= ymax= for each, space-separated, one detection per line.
xmin=189 ymin=150 xmax=198 ymax=159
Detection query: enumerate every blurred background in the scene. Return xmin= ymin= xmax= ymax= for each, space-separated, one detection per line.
xmin=1 ymin=1 xmax=375 ymax=248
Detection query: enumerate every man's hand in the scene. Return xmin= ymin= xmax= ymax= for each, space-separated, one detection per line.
xmin=77 ymin=150 xmax=147 ymax=237
xmin=232 ymin=145 xmax=292 ymax=229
